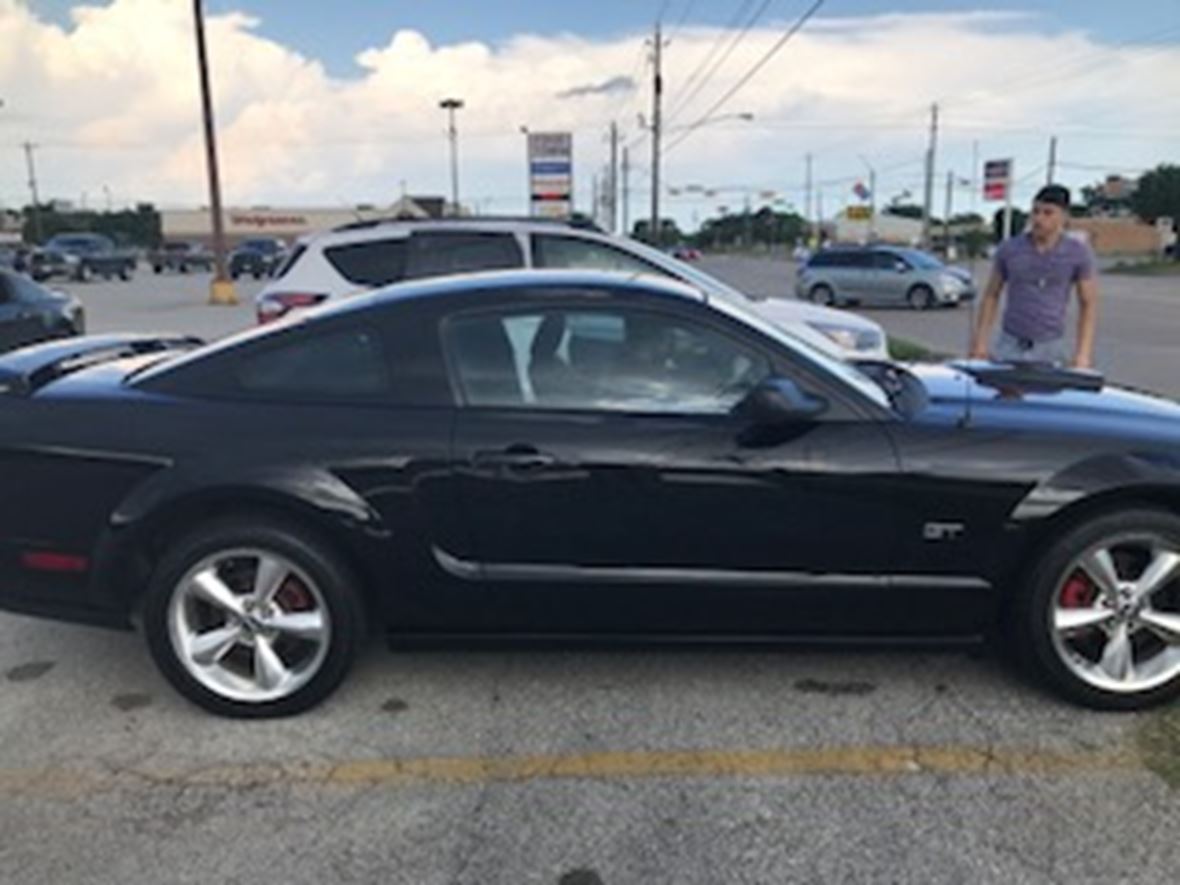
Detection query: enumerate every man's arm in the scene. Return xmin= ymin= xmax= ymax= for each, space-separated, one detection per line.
xmin=1073 ymin=275 xmax=1099 ymax=369
xmin=969 ymin=266 xmax=1004 ymax=359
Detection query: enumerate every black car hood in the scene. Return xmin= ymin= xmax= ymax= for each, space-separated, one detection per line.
xmin=912 ymin=363 xmax=1180 ymax=439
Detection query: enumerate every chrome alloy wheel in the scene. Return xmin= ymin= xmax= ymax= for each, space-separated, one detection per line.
xmin=166 ymin=548 xmax=332 ymax=704
xmin=1049 ymin=533 xmax=1180 ymax=694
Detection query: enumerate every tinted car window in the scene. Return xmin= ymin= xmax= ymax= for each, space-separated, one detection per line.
xmin=806 ymin=252 xmax=833 ymax=268
xmin=532 ymin=234 xmax=669 ymax=276
xmin=406 ymin=232 xmax=523 ymax=279
xmin=10 ymin=273 xmax=50 ymax=303
xmin=844 ymin=251 xmax=872 ymax=270
xmin=0 ymin=272 xmax=12 ymax=304
xmin=235 ymin=327 xmax=390 ymax=398
xmin=324 ymin=239 xmax=407 ymax=286
xmin=871 ymin=251 xmax=902 ymax=269
xmin=445 ymin=305 xmax=770 ymax=414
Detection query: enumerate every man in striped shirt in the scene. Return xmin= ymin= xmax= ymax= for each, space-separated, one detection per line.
xmin=970 ymin=184 xmax=1099 ymax=368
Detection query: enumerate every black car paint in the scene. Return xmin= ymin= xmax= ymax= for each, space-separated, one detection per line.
xmin=2 ymin=272 xmax=1179 ymax=645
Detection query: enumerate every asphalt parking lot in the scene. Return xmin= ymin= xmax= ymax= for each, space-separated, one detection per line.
xmin=2 ymin=267 xmax=1179 ymax=884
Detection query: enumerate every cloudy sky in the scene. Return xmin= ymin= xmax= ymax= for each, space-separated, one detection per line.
xmin=1 ymin=0 xmax=1178 ymax=229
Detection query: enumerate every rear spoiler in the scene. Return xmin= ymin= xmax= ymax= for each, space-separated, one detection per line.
xmin=0 ymin=334 xmax=203 ymax=396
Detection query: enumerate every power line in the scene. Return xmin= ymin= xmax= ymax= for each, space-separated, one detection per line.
xmin=663 ymin=0 xmax=825 ymax=156
xmin=667 ymin=0 xmax=699 ymax=41
xmin=663 ymin=0 xmax=776 ymax=128
xmin=662 ymin=0 xmax=756 ymax=124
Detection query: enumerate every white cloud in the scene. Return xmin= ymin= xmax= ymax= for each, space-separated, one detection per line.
xmin=1 ymin=0 xmax=1178 ymax=226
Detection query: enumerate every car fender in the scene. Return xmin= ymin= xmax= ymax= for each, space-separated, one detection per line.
xmin=89 ymin=461 xmax=390 ymax=608
xmin=1011 ymin=450 xmax=1180 ymax=524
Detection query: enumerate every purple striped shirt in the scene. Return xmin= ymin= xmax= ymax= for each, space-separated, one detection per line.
xmin=996 ymin=232 xmax=1095 ymax=342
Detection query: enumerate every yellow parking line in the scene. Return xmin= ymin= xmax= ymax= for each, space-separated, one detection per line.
xmin=0 ymin=745 xmax=1141 ymax=798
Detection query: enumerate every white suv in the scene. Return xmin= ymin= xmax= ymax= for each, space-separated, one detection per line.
xmin=257 ymin=218 xmax=888 ymax=360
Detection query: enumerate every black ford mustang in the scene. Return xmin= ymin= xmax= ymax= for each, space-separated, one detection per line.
xmin=2 ymin=270 xmax=1179 ymax=717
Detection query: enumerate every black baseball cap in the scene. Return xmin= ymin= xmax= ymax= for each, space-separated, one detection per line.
xmin=1034 ymin=184 xmax=1071 ymax=209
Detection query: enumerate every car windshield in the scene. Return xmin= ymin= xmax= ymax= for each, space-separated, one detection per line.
xmin=243 ymin=240 xmax=280 ymax=253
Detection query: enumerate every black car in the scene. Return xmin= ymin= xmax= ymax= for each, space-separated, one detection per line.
xmin=229 ymin=238 xmax=286 ymax=279
xmin=2 ymin=270 xmax=1180 ymax=717
xmin=0 ymin=269 xmax=84 ymax=352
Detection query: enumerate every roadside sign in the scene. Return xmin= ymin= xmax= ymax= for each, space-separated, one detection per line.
xmin=527 ymin=132 xmax=573 ymax=218
xmin=846 ymin=205 xmax=871 ymax=221
xmin=983 ymin=159 xmax=1012 ymax=201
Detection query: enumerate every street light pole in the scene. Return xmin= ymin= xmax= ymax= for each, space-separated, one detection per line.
xmin=858 ymin=154 xmax=876 ymax=242
xmin=439 ymin=98 xmax=464 ymax=216
xmin=192 ymin=0 xmax=235 ymax=305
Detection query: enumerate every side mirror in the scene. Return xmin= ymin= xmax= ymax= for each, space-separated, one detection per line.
xmin=735 ymin=377 xmax=828 ymax=424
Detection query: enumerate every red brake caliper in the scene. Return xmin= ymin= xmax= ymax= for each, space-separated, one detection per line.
xmin=1060 ymin=571 xmax=1097 ymax=608
xmin=275 ymin=577 xmax=314 ymax=612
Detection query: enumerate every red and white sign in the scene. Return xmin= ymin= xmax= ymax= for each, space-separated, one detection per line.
xmin=983 ymin=159 xmax=1012 ymax=202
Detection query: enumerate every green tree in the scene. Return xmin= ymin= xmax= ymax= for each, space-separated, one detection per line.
xmin=631 ymin=218 xmax=683 ymax=247
xmin=22 ymin=203 xmax=161 ymax=247
xmin=1130 ymin=164 xmax=1180 ymax=224
xmin=992 ymin=207 xmax=1028 ymax=242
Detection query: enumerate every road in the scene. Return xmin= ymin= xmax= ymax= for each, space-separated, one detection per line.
xmin=699 ymin=253 xmax=1180 ymax=398
xmin=1 ymin=269 xmax=1178 ymax=884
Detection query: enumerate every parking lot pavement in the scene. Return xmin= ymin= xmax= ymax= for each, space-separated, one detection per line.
xmin=54 ymin=268 xmax=265 ymax=340
xmin=700 ymin=253 xmax=1180 ymax=398
xmin=3 ymin=267 xmax=1179 ymax=883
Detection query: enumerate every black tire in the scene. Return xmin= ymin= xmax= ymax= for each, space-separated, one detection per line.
xmin=76 ymin=264 xmax=92 ymax=283
xmin=142 ymin=517 xmax=366 ymax=718
xmin=809 ymin=284 xmax=837 ymax=306
xmin=1010 ymin=508 xmax=1180 ymax=710
xmin=907 ymin=284 xmax=936 ymax=310
xmin=253 ymin=271 xmax=264 ymax=280
xmin=179 ymin=263 xmax=189 ymax=274
xmin=118 ymin=267 xmax=132 ymax=282
xmin=152 ymin=264 xmax=163 ymax=274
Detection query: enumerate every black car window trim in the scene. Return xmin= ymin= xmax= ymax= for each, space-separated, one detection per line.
xmin=438 ymin=294 xmax=856 ymax=419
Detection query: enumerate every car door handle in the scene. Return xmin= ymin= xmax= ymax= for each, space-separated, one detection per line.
xmin=472 ymin=445 xmax=557 ymax=470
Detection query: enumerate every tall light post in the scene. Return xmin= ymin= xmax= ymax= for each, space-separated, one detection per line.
xmin=439 ymin=98 xmax=464 ymax=216
xmin=192 ymin=0 xmax=235 ymax=305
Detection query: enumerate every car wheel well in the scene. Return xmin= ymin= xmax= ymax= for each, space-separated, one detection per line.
xmin=122 ymin=495 xmax=380 ymax=626
xmin=1002 ymin=487 xmax=1180 ymax=595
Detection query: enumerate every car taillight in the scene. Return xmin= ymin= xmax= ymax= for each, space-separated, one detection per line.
xmin=257 ymin=292 xmax=328 ymax=324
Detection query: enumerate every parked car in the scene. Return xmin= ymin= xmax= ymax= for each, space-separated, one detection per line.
xmin=669 ymin=244 xmax=702 ymax=261
xmin=30 ymin=233 xmax=138 ymax=283
xmin=797 ymin=245 xmax=975 ymax=309
xmin=2 ymin=269 xmax=1180 ymax=717
xmin=230 ymin=238 xmax=287 ymax=279
xmin=0 ymin=269 xmax=84 ymax=352
xmin=0 ymin=245 xmax=32 ymax=273
xmin=256 ymin=217 xmax=887 ymax=360
xmin=149 ymin=241 xmax=214 ymax=274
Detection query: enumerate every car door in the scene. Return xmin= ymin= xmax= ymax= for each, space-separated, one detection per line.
xmin=440 ymin=286 xmax=912 ymax=636
xmin=0 ymin=273 xmax=43 ymax=352
xmin=867 ymin=250 xmax=905 ymax=305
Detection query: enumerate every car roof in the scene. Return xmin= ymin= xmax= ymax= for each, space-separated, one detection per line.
xmin=296 ymin=216 xmax=609 ymax=249
xmin=316 ymin=268 xmax=707 ymax=321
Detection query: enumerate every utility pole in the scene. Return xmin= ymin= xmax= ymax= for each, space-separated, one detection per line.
xmin=649 ymin=21 xmax=664 ymax=245
xmin=609 ymin=121 xmax=619 ymax=234
xmin=944 ymin=170 xmax=954 ymax=257
xmin=921 ymin=102 xmax=939 ymax=249
xmin=1046 ymin=135 xmax=1058 ymax=184
xmin=22 ymin=141 xmax=43 ymax=243
xmin=804 ymin=152 xmax=813 ymax=244
xmin=192 ymin=0 xmax=235 ymax=305
xmin=621 ymin=146 xmax=630 ymax=236
xmin=591 ymin=173 xmax=599 ymax=227
xmin=1003 ymin=159 xmax=1015 ymax=241
xmin=439 ymin=98 xmax=464 ymax=216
